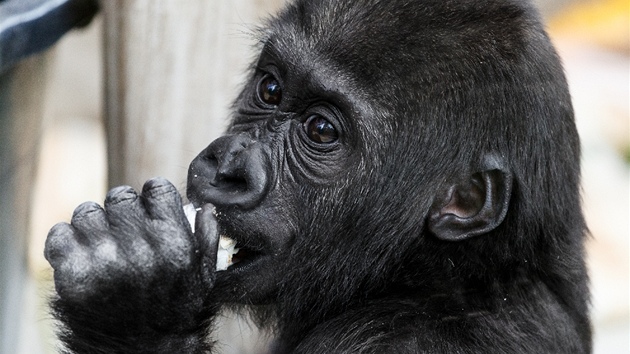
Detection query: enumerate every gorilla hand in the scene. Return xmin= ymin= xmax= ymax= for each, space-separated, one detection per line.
xmin=45 ymin=177 xmax=218 ymax=353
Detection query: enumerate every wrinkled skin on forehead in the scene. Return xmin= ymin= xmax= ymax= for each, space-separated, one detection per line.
xmin=46 ymin=0 xmax=590 ymax=353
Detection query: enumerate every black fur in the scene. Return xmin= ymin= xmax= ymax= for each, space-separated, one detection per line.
xmin=45 ymin=0 xmax=591 ymax=353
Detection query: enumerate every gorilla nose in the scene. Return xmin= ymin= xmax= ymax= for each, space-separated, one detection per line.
xmin=188 ymin=134 xmax=269 ymax=210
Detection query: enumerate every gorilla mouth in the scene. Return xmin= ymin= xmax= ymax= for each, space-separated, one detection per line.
xmin=218 ymin=236 xmax=266 ymax=273
xmin=217 ymin=235 xmax=264 ymax=271
xmin=229 ymin=246 xmax=264 ymax=269
xmin=183 ymin=203 xmax=266 ymax=272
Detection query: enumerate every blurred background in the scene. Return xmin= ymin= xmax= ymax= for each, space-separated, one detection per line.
xmin=0 ymin=0 xmax=627 ymax=352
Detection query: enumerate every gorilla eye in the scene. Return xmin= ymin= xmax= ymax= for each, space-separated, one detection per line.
xmin=258 ymin=75 xmax=282 ymax=106
xmin=303 ymin=115 xmax=338 ymax=144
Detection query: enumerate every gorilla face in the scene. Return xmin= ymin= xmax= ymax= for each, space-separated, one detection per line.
xmin=186 ymin=46 xmax=373 ymax=304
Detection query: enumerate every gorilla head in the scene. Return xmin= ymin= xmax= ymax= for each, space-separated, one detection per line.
xmin=187 ymin=0 xmax=589 ymax=350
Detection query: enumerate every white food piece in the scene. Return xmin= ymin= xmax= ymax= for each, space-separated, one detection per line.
xmin=182 ymin=204 xmax=239 ymax=271
xmin=182 ymin=203 xmax=199 ymax=232
xmin=216 ymin=236 xmax=239 ymax=271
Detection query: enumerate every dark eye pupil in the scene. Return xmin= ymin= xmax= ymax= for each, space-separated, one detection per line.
xmin=305 ymin=115 xmax=338 ymax=144
xmin=259 ymin=76 xmax=282 ymax=105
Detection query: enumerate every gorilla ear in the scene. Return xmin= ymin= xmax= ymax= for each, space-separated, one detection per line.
xmin=428 ymin=166 xmax=512 ymax=242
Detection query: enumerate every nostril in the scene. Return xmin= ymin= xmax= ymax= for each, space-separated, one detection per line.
xmin=203 ymin=153 xmax=219 ymax=169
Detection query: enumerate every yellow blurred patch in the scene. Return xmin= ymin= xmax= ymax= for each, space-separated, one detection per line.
xmin=548 ymin=0 xmax=629 ymax=53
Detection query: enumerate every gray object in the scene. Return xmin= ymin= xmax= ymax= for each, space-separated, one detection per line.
xmin=0 ymin=0 xmax=98 ymax=72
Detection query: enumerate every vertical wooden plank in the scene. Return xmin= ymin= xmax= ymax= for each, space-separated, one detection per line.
xmin=103 ymin=0 xmax=285 ymax=191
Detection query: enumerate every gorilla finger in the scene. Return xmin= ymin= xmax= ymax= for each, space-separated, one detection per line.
xmin=104 ymin=185 xmax=146 ymax=229
xmin=70 ymin=201 xmax=108 ymax=234
xmin=195 ymin=204 xmax=220 ymax=275
xmin=45 ymin=222 xmax=81 ymax=267
xmin=140 ymin=177 xmax=185 ymax=221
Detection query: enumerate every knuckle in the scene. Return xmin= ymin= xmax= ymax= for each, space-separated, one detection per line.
xmin=93 ymin=239 xmax=120 ymax=263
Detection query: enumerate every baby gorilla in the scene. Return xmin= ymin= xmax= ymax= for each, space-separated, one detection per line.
xmin=46 ymin=0 xmax=591 ymax=353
